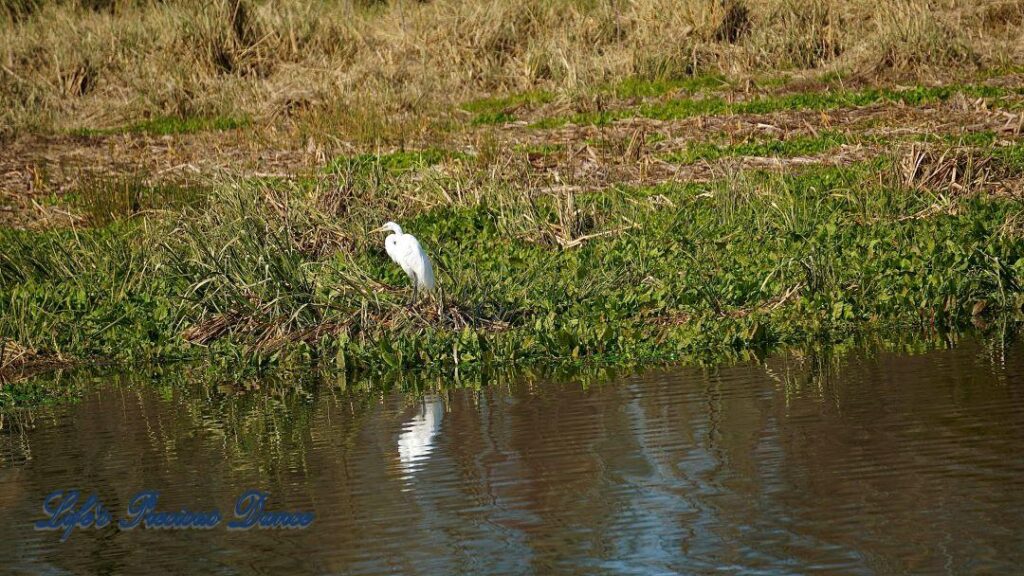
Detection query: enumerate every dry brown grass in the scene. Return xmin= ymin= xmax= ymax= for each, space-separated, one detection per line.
xmin=2 ymin=0 xmax=1022 ymax=140
xmin=897 ymin=143 xmax=1023 ymax=196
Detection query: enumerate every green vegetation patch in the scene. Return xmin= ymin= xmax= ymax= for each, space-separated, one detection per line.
xmin=661 ymin=131 xmax=854 ymax=164
xmin=326 ymin=148 xmax=470 ymax=176
xmin=71 ymin=115 xmax=249 ymax=137
xmin=462 ymin=90 xmax=554 ymax=125
xmin=535 ymin=84 xmax=1016 ymax=128
xmin=612 ymin=74 xmax=729 ymax=99
xmin=0 ymin=222 xmax=182 ymax=366
xmin=461 ymin=75 xmax=729 ymax=126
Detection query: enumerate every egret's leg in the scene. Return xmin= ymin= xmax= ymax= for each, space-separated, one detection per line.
xmin=408 ymin=272 xmax=420 ymax=306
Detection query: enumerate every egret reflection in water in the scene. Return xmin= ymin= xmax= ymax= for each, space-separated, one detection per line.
xmin=397 ymin=396 xmax=444 ymax=480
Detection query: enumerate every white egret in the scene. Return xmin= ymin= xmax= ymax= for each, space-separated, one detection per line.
xmin=371 ymin=221 xmax=435 ymax=301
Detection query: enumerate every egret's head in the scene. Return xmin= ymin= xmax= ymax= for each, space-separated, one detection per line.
xmin=372 ymin=221 xmax=403 ymax=235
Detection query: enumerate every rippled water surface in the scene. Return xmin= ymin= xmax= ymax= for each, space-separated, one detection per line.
xmin=2 ymin=339 xmax=1024 ymax=575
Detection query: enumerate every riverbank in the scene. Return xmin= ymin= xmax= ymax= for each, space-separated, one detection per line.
xmin=3 ymin=0 xmax=1024 ymax=388
xmin=4 ymin=133 xmax=1024 ymax=384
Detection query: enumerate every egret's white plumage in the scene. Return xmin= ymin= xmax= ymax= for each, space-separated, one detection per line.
xmin=374 ymin=221 xmax=435 ymax=297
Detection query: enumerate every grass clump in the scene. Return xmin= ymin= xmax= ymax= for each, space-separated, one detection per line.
xmin=70 ymin=178 xmax=206 ymax=225
xmin=166 ymin=184 xmax=328 ymax=357
xmin=869 ymin=2 xmax=979 ymax=74
xmin=749 ymin=1 xmax=843 ymax=69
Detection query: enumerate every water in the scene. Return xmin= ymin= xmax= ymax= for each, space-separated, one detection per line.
xmin=2 ymin=339 xmax=1023 ymax=575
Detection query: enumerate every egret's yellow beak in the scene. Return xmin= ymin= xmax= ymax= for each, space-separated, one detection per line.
xmin=370 ymin=225 xmax=389 ymax=234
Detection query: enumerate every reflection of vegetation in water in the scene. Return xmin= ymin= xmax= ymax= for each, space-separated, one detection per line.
xmin=0 ymin=363 xmax=521 ymax=474
xmin=0 ymin=366 xmax=331 ymax=470
xmin=5 ymin=323 xmax=1019 ymax=413
xmin=3 ymin=329 xmax=1018 ymax=483
xmin=761 ymin=321 xmax=1021 ymax=409
xmin=162 ymin=367 xmax=324 ymax=472
xmin=0 ymin=368 xmax=91 ymax=410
